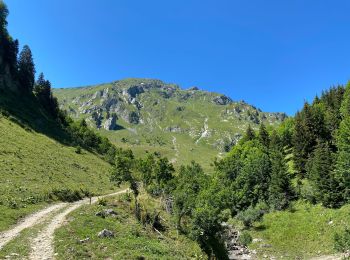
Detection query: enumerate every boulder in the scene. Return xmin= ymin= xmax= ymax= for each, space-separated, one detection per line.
xmin=96 ymin=209 xmax=118 ymax=218
xmin=98 ymin=229 xmax=115 ymax=238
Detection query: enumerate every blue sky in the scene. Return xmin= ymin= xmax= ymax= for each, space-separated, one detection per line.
xmin=5 ymin=0 xmax=350 ymax=115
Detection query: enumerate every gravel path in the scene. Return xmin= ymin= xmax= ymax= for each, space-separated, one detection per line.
xmin=0 ymin=190 xmax=128 ymax=259
xmin=0 ymin=203 xmax=66 ymax=250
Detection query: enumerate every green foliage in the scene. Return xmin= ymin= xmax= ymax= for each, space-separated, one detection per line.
xmin=18 ymin=45 xmax=36 ymax=92
xmin=110 ymin=148 xmax=134 ymax=186
xmin=335 ymin=117 xmax=350 ymax=202
xmin=233 ymin=141 xmax=271 ymax=211
xmin=238 ymin=231 xmax=252 ymax=246
xmin=34 ymin=73 xmax=59 ymax=117
xmin=334 ymin=228 xmax=350 ymax=253
xmin=236 ymin=206 xmax=264 ymax=228
xmin=50 ymin=188 xmax=83 ymax=202
xmin=54 ymin=196 xmax=204 ymax=259
xmin=258 ymin=123 xmax=270 ymax=147
xmin=98 ymin=198 xmax=107 ymax=206
xmin=268 ymin=149 xmax=294 ymax=210
xmin=307 ymin=141 xmax=342 ymax=208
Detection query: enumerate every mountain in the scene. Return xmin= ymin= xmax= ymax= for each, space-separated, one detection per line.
xmin=54 ymin=78 xmax=286 ymax=169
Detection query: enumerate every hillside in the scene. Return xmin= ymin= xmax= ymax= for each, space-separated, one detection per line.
xmin=54 ymin=78 xmax=286 ymax=169
xmin=0 ymin=102 xmax=115 ymax=232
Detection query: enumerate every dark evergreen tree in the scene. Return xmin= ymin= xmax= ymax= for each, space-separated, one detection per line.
xmin=307 ymin=141 xmax=342 ymax=208
xmin=241 ymin=125 xmax=255 ymax=143
xmin=268 ymin=149 xmax=293 ymax=210
xmin=18 ymin=45 xmax=35 ymax=92
xmin=258 ymin=123 xmax=270 ymax=147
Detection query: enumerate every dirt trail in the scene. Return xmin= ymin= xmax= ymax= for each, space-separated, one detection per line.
xmin=0 ymin=203 xmax=67 ymax=250
xmin=29 ymin=190 xmax=128 ymax=260
xmin=0 ymin=190 xmax=127 ymax=259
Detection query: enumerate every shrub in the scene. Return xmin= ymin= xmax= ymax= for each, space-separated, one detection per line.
xmin=238 ymin=230 xmax=252 ymax=246
xmin=334 ymin=228 xmax=350 ymax=252
xmin=50 ymin=188 xmax=83 ymax=202
xmin=7 ymin=197 xmax=19 ymax=209
xmin=98 ymin=198 xmax=107 ymax=206
xmin=75 ymin=146 xmax=82 ymax=154
xmin=236 ymin=206 xmax=264 ymax=228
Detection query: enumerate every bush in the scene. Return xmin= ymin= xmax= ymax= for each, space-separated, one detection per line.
xmin=98 ymin=198 xmax=107 ymax=206
xmin=236 ymin=206 xmax=264 ymax=228
xmin=334 ymin=228 xmax=350 ymax=252
xmin=238 ymin=230 xmax=252 ymax=246
xmin=50 ymin=188 xmax=83 ymax=202
xmin=75 ymin=146 xmax=82 ymax=154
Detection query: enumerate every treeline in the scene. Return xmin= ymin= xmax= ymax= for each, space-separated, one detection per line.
xmin=109 ymin=84 xmax=350 ymax=258
xmin=0 ymin=1 xmax=116 ymax=162
xmin=291 ymin=85 xmax=350 ymax=208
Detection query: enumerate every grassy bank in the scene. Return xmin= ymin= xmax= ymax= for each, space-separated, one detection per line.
xmin=248 ymin=201 xmax=350 ymax=259
xmin=54 ymin=192 xmax=204 ymax=259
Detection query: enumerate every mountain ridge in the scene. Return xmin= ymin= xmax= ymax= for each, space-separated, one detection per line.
xmin=54 ymin=78 xmax=286 ymax=169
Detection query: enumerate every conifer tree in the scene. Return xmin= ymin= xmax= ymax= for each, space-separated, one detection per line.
xmin=334 ymin=85 xmax=350 ymax=203
xmin=258 ymin=123 xmax=270 ymax=147
xmin=18 ymin=45 xmax=35 ymax=92
xmin=241 ymin=125 xmax=255 ymax=143
xmin=268 ymin=148 xmax=293 ymax=210
xmin=307 ymin=141 xmax=342 ymax=208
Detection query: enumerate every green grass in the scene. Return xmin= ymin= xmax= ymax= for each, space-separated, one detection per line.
xmin=54 ymin=193 xmax=204 ymax=259
xmin=248 ymin=201 xmax=350 ymax=259
xmin=0 ymin=115 xmax=115 ymax=231
xmin=53 ymin=78 xmax=285 ymax=172
xmin=0 ymin=205 xmax=70 ymax=259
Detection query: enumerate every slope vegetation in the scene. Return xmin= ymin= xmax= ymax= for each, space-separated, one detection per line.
xmin=0 ymin=113 xmax=115 ymax=231
xmin=54 ymin=78 xmax=286 ymax=169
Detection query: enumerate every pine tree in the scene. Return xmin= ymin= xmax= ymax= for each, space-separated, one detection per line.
xmin=34 ymin=73 xmax=51 ymax=101
xmin=258 ymin=123 xmax=270 ymax=147
xmin=268 ymin=149 xmax=293 ymax=210
xmin=335 ymin=117 xmax=350 ymax=203
xmin=241 ymin=125 xmax=255 ymax=143
xmin=340 ymin=83 xmax=350 ymax=118
xmin=307 ymin=141 xmax=342 ymax=208
xmin=334 ymin=85 xmax=350 ymax=203
xmin=18 ymin=45 xmax=35 ymax=92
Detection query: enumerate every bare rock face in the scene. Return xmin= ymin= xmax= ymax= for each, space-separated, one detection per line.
xmin=103 ymin=114 xmax=118 ymax=130
xmin=212 ymin=95 xmax=232 ymax=105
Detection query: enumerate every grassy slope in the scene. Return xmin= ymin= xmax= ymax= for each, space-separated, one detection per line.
xmin=247 ymin=201 xmax=350 ymax=259
xmin=54 ymin=193 xmax=204 ymax=259
xmin=0 ymin=115 xmax=115 ymax=231
xmin=54 ymin=78 xmax=284 ymax=171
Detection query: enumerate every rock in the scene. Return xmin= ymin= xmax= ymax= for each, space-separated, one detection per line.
xmin=126 ymin=85 xmax=144 ymax=98
xmin=96 ymin=209 xmax=118 ymax=218
xmin=252 ymin=238 xmax=263 ymax=243
xmin=103 ymin=114 xmax=118 ymax=130
xmin=98 ymin=229 xmax=114 ymax=238
xmin=212 ymin=95 xmax=232 ymax=105
xmin=78 ymin=237 xmax=90 ymax=244
xmin=128 ymin=111 xmax=140 ymax=124
xmin=165 ymin=126 xmax=183 ymax=133
xmin=188 ymin=86 xmax=199 ymax=91
xmin=328 ymin=220 xmax=333 ymax=225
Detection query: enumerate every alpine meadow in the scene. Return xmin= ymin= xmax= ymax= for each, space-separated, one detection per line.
xmin=2 ymin=1 xmax=350 ymax=259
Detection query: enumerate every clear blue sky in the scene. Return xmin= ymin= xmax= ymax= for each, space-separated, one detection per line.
xmin=6 ymin=0 xmax=350 ymax=115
